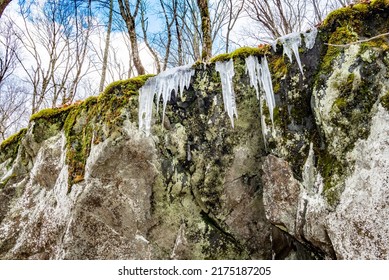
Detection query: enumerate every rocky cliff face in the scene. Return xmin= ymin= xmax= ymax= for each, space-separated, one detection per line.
xmin=1 ymin=0 xmax=389 ymax=260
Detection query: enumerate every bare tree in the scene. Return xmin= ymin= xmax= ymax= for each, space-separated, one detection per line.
xmin=12 ymin=0 xmax=93 ymax=113
xmin=139 ymin=0 xmax=161 ymax=73
xmin=245 ymin=0 xmax=308 ymax=39
xmin=98 ymin=0 xmax=114 ymax=93
xmin=0 ymin=19 xmax=28 ymax=140
xmin=309 ymin=0 xmax=352 ymax=24
xmin=0 ymin=81 xmax=29 ymax=141
xmin=148 ymin=0 xmax=243 ymax=66
xmin=158 ymin=0 xmax=175 ymax=70
xmin=197 ymin=0 xmax=212 ymax=61
xmin=210 ymin=0 xmax=245 ymax=53
xmin=117 ymin=0 xmax=145 ymax=75
xmin=0 ymin=20 xmax=18 ymax=84
xmin=158 ymin=0 xmax=202 ymax=64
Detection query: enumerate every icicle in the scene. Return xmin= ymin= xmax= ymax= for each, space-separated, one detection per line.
xmin=138 ymin=65 xmax=195 ymax=135
xmin=245 ymin=55 xmax=276 ymax=150
xmin=259 ymin=56 xmax=275 ymax=124
xmin=215 ymin=59 xmax=238 ymax=127
xmin=271 ymin=40 xmax=278 ymax=52
xmin=245 ymin=55 xmax=275 ymax=124
xmin=245 ymin=55 xmax=261 ymax=99
xmin=304 ymin=27 xmax=318 ymax=50
xmin=279 ymin=32 xmax=304 ymax=74
xmin=138 ymin=78 xmax=156 ymax=136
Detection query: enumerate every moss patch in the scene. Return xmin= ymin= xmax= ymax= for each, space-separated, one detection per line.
xmin=0 ymin=128 xmax=28 ymax=164
xmin=210 ymin=46 xmax=270 ymax=64
xmin=381 ymin=91 xmax=389 ymax=110
xmin=320 ymin=26 xmax=359 ymax=76
xmin=100 ymin=74 xmax=154 ymax=97
xmin=322 ymin=0 xmax=389 ymax=30
xmin=0 ymin=128 xmax=27 ymax=151
xmin=30 ymin=105 xmax=75 ymax=122
xmin=63 ymin=75 xmax=152 ymax=189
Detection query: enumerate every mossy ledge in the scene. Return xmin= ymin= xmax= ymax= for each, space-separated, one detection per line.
xmin=0 ymin=128 xmax=28 ymax=164
xmin=2 ymin=74 xmax=152 ymax=190
xmin=323 ymin=0 xmax=389 ymax=28
xmin=209 ymin=46 xmax=271 ymax=64
xmin=63 ymin=74 xmax=152 ymax=189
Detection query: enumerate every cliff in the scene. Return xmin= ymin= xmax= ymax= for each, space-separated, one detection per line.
xmin=1 ymin=0 xmax=389 ymax=259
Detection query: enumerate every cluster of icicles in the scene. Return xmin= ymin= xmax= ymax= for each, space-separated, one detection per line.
xmin=138 ymin=28 xmax=317 ymax=137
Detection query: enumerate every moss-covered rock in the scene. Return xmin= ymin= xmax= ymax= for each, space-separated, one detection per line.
xmin=0 ymin=128 xmax=27 ymax=164
xmin=381 ymin=91 xmax=389 ymax=110
xmin=0 ymin=1 xmax=389 ymax=260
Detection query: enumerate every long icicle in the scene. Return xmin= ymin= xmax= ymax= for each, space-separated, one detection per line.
xmin=138 ymin=65 xmax=195 ymax=135
xmin=215 ymin=59 xmax=238 ymax=127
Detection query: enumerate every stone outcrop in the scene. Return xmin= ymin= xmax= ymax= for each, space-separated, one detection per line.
xmin=1 ymin=0 xmax=389 ymax=259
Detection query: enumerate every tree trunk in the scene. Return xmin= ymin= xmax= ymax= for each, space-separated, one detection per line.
xmin=140 ymin=2 xmax=161 ymax=74
xmin=175 ymin=9 xmax=184 ymax=65
xmin=0 ymin=0 xmax=11 ymax=19
xmin=160 ymin=0 xmax=174 ymax=70
xmin=117 ymin=0 xmax=146 ymax=75
xmin=196 ymin=0 xmax=212 ymax=61
xmin=99 ymin=0 xmax=113 ymax=93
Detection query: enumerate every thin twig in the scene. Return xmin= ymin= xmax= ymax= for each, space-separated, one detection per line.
xmin=325 ymin=32 xmax=389 ymax=47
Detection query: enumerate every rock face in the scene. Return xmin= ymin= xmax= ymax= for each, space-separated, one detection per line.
xmin=1 ymin=1 xmax=389 ymax=259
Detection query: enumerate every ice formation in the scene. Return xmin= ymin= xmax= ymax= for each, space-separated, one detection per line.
xmin=245 ymin=56 xmax=275 ymax=124
xmin=245 ymin=55 xmax=276 ymax=148
xmin=279 ymin=32 xmax=304 ymax=74
xmin=304 ymin=27 xmax=318 ymax=50
xmin=272 ymin=27 xmax=318 ymax=74
xmin=139 ymin=27 xmax=318 ymax=136
xmin=215 ymin=59 xmax=238 ymax=127
xmin=138 ymin=65 xmax=195 ymax=135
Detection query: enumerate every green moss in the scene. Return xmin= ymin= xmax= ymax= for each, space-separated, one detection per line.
xmin=192 ymin=60 xmax=205 ymax=68
xmin=321 ymin=26 xmax=359 ymax=75
xmin=230 ymin=46 xmax=270 ymax=58
xmin=268 ymin=56 xmax=288 ymax=94
xmin=62 ymin=74 xmax=152 ymax=190
xmin=381 ymin=91 xmax=389 ymax=110
xmin=28 ymin=104 xmax=79 ymax=145
xmin=0 ymin=128 xmax=27 ymax=151
xmin=270 ymin=56 xmax=288 ymax=79
xmin=0 ymin=128 xmax=27 ymax=165
xmin=63 ymin=101 xmax=95 ymax=189
xmin=316 ymin=150 xmax=345 ymax=208
xmin=317 ymin=57 xmax=382 ymax=207
xmin=84 ymin=96 xmax=98 ymax=106
xmin=30 ymin=105 xmax=75 ymax=122
xmin=0 ymin=173 xmax=16 ymax=189
xmin=360 ymin=38 xmax=389 ymax=53
xmin=273 ymin=107 xmax=281 ymax=126
xmin=371 ymin=0 xmax=389 ymax=9
xmin=209 ymin=53 xmax=231 ymax=63
xmin=209 ymin=46 xmax=270 ymax=64
xmin=100 ymin=74 xmax=154 ymax=97
xmin=323 ymin=0 xmax=389 ymax=34
xmin=333 ymin=97 xmax=348 ymax=112
xmin=323 ymin=3 xmax=369 ymax=28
